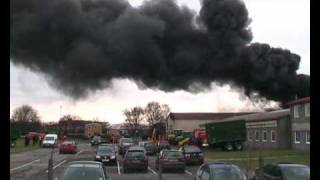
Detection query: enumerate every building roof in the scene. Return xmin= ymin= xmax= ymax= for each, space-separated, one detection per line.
xmin=221 ymin=109 xmax=290 ymax=122
xmin=169 ymin=112 xmax=256 ymax=120
xmin=287 ymin=97 xmax=310 ymax=106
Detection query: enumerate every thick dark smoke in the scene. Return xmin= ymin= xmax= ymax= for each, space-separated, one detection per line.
xmin=11 ymin=0 xmax=309 ymax=102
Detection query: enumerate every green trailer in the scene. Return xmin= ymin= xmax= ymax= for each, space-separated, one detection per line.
xmin=205 ymin=120 xmax=246 ymax=151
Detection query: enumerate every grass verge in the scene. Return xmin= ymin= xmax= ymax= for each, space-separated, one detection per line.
xmin=10 ymin=138 xmax=41 ymax=154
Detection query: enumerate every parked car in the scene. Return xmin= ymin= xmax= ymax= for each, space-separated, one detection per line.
xmin=139 ymin=141 xmax=151 ymax=147
xmin=123 ymin=146 xmax=148 ymax=173
xmin=195 ymin=162 xmax=247 ymax=180
xmin=59 ymin=141 xmax=77 ymax=154
xmin=61 ymin=161 xmax=109 ymax=180
xmin=91 ymin=136 xmax=102 ymax=146
xmin=157 ymin=140 xmax=171 ymax=152
xmin=95 ymin=145 xmax=117 ymax=165
xmin=99 ymin=143 xmax=118 ymax=154
xmin=119 ymin=138 xmax=134 ymax=155
xmin=42 ymin=134 xmax=58 ymax=148
xmin=179 ymin=145 xmax=204 ymax=165
xmin=155 ymin=149 xmax=185 ymax=173
xmin=144 ymin=142 xmax=158 ymax=156
xmin=253 ymin=163 xmax=310 ymax=180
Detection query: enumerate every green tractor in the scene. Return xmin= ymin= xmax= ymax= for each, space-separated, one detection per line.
xmin=167 ymin=129 xmax=183 ymax=145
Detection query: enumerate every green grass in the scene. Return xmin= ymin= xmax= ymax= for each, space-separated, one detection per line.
xmin=204 ymin=149 xmax=310 ymax=170
xmin=10 ymin=138 xmax=41 ymax=154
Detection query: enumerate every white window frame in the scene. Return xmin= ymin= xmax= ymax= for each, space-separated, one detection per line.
xmin=294 ymin=131 xmax=301 ymax=144
xmin=293 ymin=105 xmax=299 ymax=118
xmin=270 ymin=130 xmax=276 ymax=143
xmin=306 ymin=131 xmax=310 ymax=144
xmin=255 ymin=130 xmax=260 ymax=142
xmin=262 ymin=130 xmax=267 ymax=142
xmin=248 ymin=130 xmax=252 ymax=141
xmin=305 ymin=103 xmax=310 ymax=117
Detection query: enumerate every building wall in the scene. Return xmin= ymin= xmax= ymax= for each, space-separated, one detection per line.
xmin=168 ymin=119 xmax=217 ymax=132
xmin=290 ymin=102 xmax=310 ymax=151
xmin=244 ymin=117 xmax=290 ymax=150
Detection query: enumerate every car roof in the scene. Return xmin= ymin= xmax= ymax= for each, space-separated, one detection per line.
xmin=128 ymin=146 xmax=145 ymax=151
xmin=68 ymin=161 xmax=103 ymax=165
xmin=276 ymin=163 xmax=309 ymax=168
xmin=205 ymin=162 xmax=238 ymax=168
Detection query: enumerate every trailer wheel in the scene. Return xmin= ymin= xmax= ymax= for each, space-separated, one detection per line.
xmin=224 ymin=143 xmax=233 ymax=151
xmin=234 ymin=143 xmax=243 ymax=151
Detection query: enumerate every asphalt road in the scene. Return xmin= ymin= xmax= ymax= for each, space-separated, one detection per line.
xmin=10 ymin=140 xmax=200 ymax=180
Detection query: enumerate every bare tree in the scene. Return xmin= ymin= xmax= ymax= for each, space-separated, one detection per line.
xmin=11 ymin=105 xmax=42 ymax=134
xmin=11 ymin=105 xmax=40 ymax=123
xmin=123 ymin=106 xmax=144 ymax=135
xmin=145 ymin=102 xmax=170 ymax=126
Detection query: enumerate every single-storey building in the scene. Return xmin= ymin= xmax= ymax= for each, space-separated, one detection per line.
xmin=287 ymin=97 xmax=310 ymax=151
xmin=168 ymin=112 xmax=255 ymax=132
xmin=220 ymin=109 xmax=291 ymax=150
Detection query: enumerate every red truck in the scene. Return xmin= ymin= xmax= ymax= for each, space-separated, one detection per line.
xmin=193 ymin=129 xmax=208 ymax=147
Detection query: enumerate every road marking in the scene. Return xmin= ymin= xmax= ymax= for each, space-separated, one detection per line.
xmin=185 ymin=170 xmax=193 ymax=176
xmin=75 ymin=150 xmax=83 ymax=157
xmin=148 ymin=166 xmax=158 ymax=175
xmin=10 ymin=159 xmax=41 ymax=171
xmin=117 ymin=160 xmax=121 ymax=175
xmin=45 ymin=160 xmax=67 ymax=173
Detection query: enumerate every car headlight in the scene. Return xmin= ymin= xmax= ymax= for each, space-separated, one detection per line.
xmin=111 ymin=155 xmax=116 ymax=159
xmin=96 ymin=155 xmax=101 ymax=159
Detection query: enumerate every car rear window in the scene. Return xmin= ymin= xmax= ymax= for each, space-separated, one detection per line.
xmin=62 ymin=166 xmax=105 ymax=180
xmin=98 ymin=147 xmax=114 ymax=153
xmin=126 ymin=151 xmax=145 ymax=159
xmin=281 ymin=166 xmax=310 ymax=180
xmin=93 ymin=136 xmax=101 ymax=140
xmin=45 ymin=137 xmax=54 ymax=141
xmin=184 ymin=146 xmax=201 ymax=153
xmin=121 ymin=138 xmax=134 ymax=144
xmin=163 ymin=151 xmax=183 ymax=159
xmin=211 ymin=166 xmax=245 ymax=180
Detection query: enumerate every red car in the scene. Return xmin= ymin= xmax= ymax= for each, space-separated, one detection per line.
xmin=59 ymin=141 xmax=77 ymax=154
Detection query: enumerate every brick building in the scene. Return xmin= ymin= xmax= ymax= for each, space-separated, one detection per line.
xmin=287 ymin=97 xmax=310 ymax=151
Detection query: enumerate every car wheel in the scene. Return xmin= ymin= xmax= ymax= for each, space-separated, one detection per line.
xmin=224 ymin=143 xmax=233 ymax=151
xmin=234 ymin=143 xmax=243 ymax=151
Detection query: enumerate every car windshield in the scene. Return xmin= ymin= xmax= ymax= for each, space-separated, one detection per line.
xmin=121 ymin=139 xmax=133 ymax=144
xmin=163 ymin=151 xmax=183 ymax=159
xmin=98 ymin=147 xmax=114 ymax=154
xmin=45 ymin=137 xmax=54 ymax=141
xmin=93 ymin=136 xmax=101 ymax=140
xmin=281 ymin=166 xmax=310 ymax=180
xmin=211 ymin=166 xmax=246 ymax=180
xmin=184 ymin=146 xmax=201 ymax=153
xmin=126 ymin=151 xmax=145 ymax=159
xmin=62 ymin=165 xmax=105 ymax=180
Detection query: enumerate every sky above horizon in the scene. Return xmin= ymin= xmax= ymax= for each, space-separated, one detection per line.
xmin=10 ymin=0 xmax=310 ymax=124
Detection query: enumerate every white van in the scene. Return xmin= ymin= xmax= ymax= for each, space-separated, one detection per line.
xmin=42 ymin=134 xmax=58 ymax=148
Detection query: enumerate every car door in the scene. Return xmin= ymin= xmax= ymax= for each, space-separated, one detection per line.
xmin=262 ymin=165 xmax=282 ymax=180
xmin=196 ymin=165 xmax=211 ymax=180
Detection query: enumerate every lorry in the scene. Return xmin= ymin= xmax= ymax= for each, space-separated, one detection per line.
xmin=205 ymin=120 xmax=246 ymax=151
xmin=193 ymin=129 xmax=208 ymax=147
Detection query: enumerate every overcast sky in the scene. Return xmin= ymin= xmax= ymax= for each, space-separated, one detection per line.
xmin=10 ymin=0 xmax=310 ymax=124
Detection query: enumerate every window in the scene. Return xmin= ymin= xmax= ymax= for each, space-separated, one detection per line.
xmin=294 ymin=131 xmax=301 ymax=144
xmin=293 ymin=105 xmax=299 ymax=118
xmin=255 ymin=131 xmax=260 ymax=142
xmin=305 ymin=103 xmax=310 ymax=117
xmin=247 ymin=130 xmax=252 ymax=141
xmin=306 ymin=131 xmax=310 ymax=144
xmin=271 ymin=130 xmax=276 ymax=142
xmin=262 ymin=131 xmax=267 ymax=142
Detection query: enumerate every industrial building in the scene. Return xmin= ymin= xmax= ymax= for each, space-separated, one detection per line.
xmin=168 ymin=112 xmax=255 ymax=132
xmin=220 ymin=109 xmax=291 ymax=150
xmin=287 ymin=97 xmax=310 ymax=151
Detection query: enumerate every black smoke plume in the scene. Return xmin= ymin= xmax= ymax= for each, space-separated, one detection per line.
xmin=10 ymin=0 xmax=309 ymax=102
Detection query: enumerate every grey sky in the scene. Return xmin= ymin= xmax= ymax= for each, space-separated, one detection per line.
xmin=10 ymin=0 xmax=309 ymax=123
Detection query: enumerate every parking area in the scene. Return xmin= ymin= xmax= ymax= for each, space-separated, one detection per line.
xmin=10 ymin=141 xmax=199 ymax=180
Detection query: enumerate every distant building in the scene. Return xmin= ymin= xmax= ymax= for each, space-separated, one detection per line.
xmin=220 ymin=109 xmax=291 ymax=150
xmin=84 ymin=123 xmax=102 ymax=139
xmin=287 ymin=97 xmax=310 ymax=151
xmin=168 ymin=112 xmax=256 ymax=132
